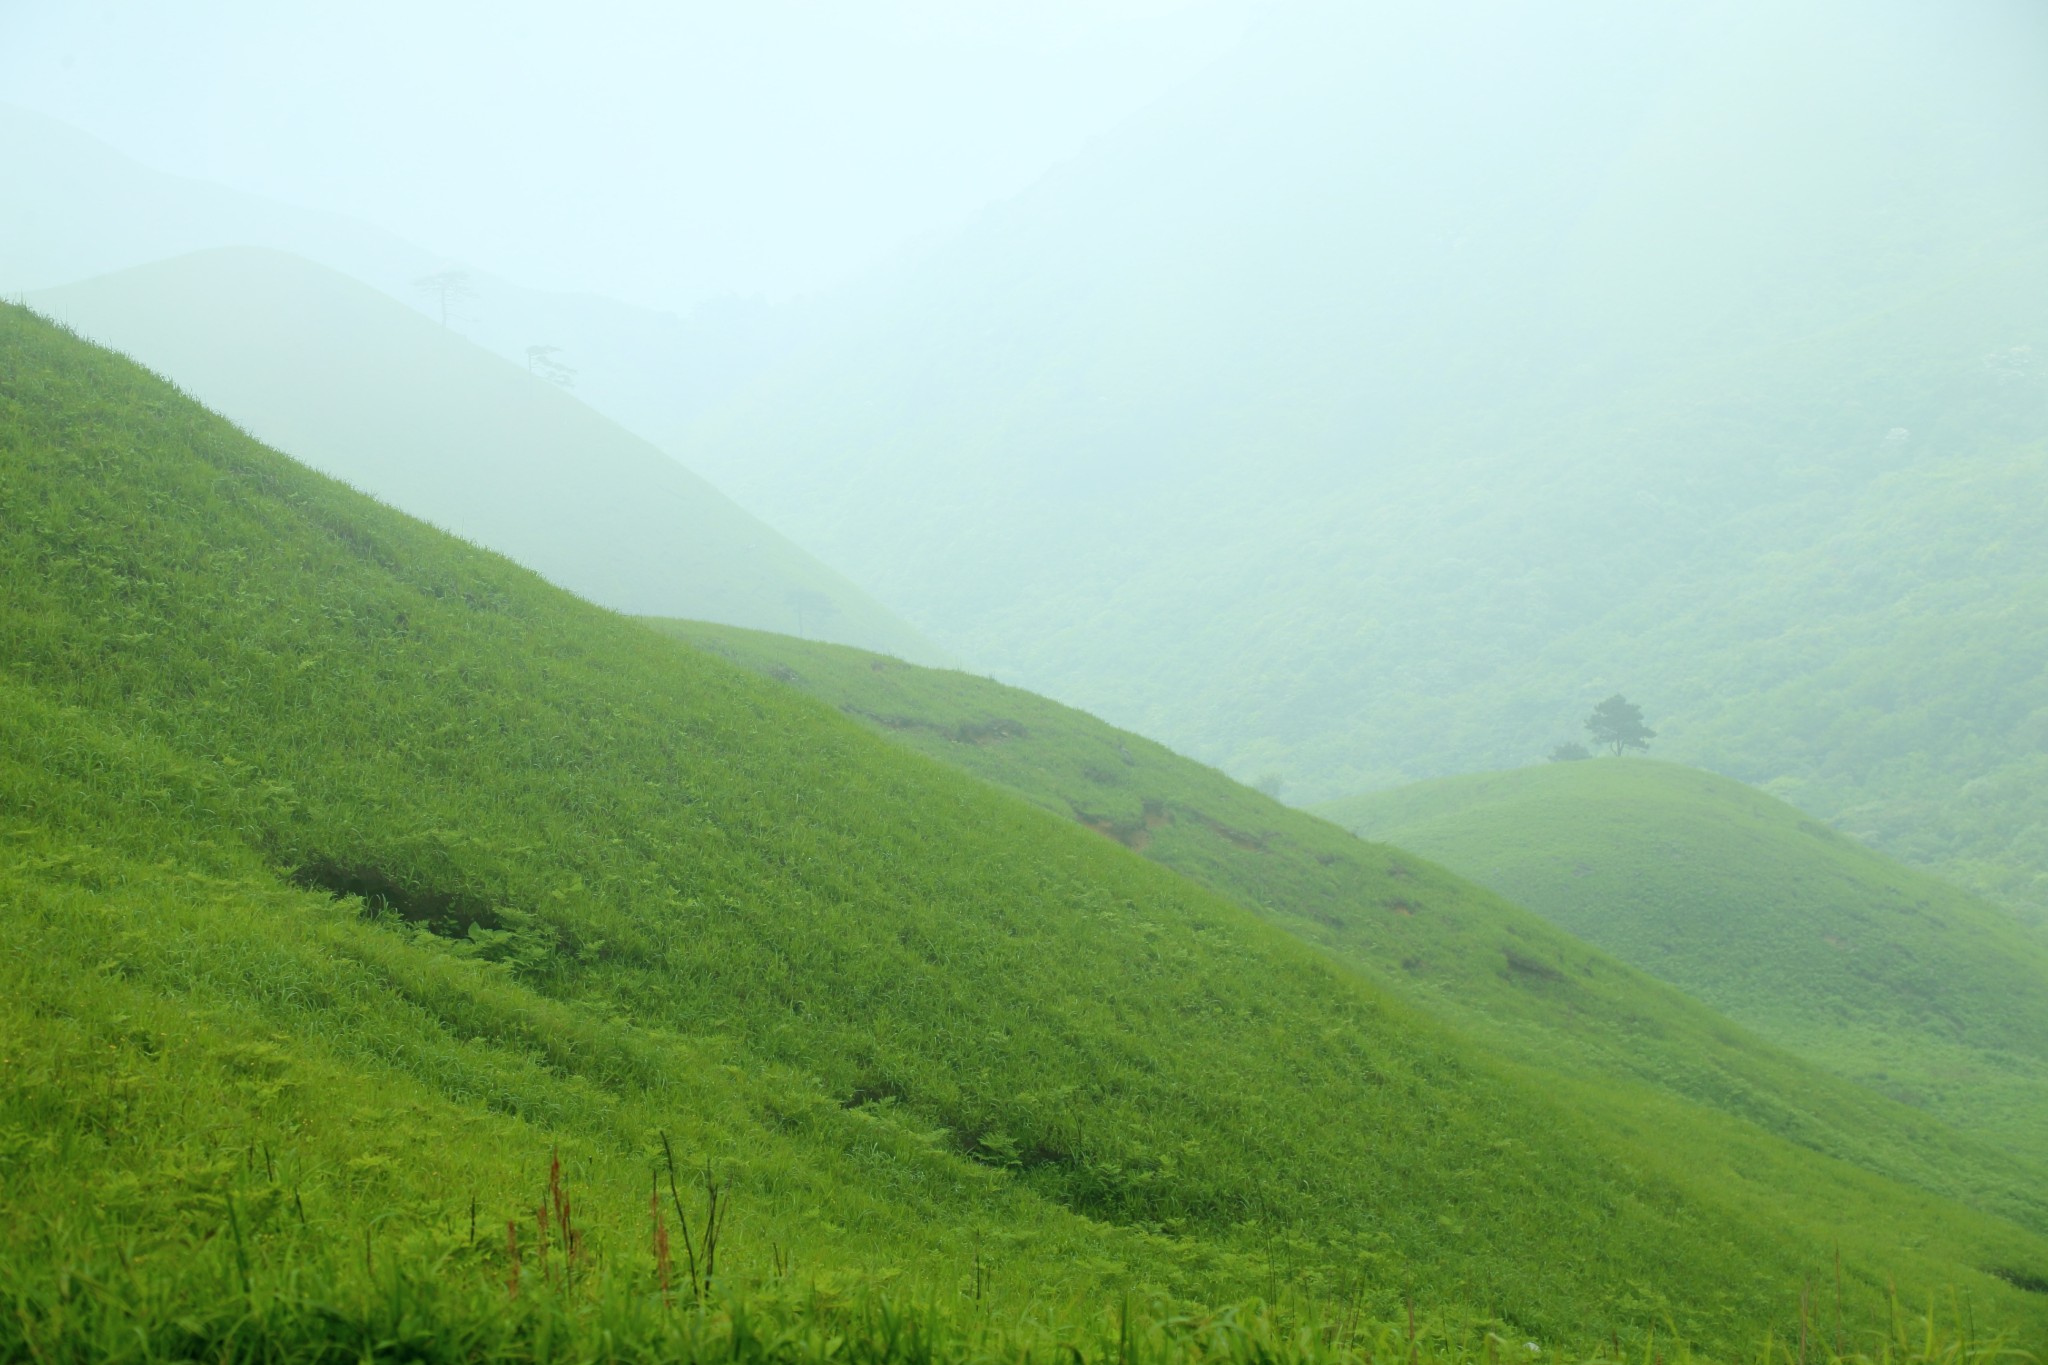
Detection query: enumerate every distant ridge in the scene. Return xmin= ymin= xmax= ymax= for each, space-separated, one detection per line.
xmin=30 ymin=247 xmax=944 ymax=662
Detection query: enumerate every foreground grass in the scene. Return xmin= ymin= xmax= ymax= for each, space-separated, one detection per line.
xmin=8 ymin=1266 xmax=2035 ymax=1365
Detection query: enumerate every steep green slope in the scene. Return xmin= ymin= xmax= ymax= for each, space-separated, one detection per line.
xmin=667 ymin=0 xmax=2048 ymax=917
xmin=26 ymin=247 xmax=938 ymax=662
xmin=1318 ymin=761 xmax=2048 ymax=1166
xmin=7 ymin=307 xmax=2048 ymax=1355
xmin=650 ymin=620 xmax=2048 ymax=1234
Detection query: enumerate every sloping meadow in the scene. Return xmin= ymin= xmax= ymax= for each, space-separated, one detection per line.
xmin=4 ymin=304 xmax=2047 ymax=1356
xmin=649 ymin=622 xmax=2048 ymax=1237
xmin=1319 ymin=760 xmax=2048 ymax=1170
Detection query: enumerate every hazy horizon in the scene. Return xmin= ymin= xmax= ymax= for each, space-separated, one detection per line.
xmin=0 ymin=0 xmax=1256 ymax=309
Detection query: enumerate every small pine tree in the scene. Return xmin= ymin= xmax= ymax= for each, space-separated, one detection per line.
xmin=1584 ymin=694 xmax=1655 ymax=757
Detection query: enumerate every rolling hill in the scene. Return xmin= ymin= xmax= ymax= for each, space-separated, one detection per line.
xmin=652 ymin=619 xmax=2048 ymax=1230
xmin=663 ymin=0 xmax=2048 ymax=920
xmin=27 ymin=247 xmax=940 ymax=661
xmin=7 ymin=301 xmax=2048 ymax=1355
xmin=1318 ymin=760 xmax=2048 ymax=1168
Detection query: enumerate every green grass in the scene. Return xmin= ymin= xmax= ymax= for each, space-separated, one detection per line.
xmin=650 ymin=620 xmax=2048 ymax=1239
xmin=4 ymin=302 xmax=2048 ymax=1358
xmin=1317 ymin=759 xmax=2048 ymax=1169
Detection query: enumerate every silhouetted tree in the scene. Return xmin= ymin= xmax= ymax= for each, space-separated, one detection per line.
xmin=414 ymin=270 xmax=476 ymax=327
xmin=1584 ymin=694 xmax=1654 ymax=757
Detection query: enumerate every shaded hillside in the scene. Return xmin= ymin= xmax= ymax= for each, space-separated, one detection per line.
xmin=28 ymin=247 xmax=939 ymax=661
xmin=7 ymin=304 xmax=2048 ymax=1353
xmin=667 ymin=0 xmax=2048 ymax=915
xmin=651 ymin=620 xmax=2048 ymax=1237
xmin=1319 ymin=760 xmax=2048 ymax=1167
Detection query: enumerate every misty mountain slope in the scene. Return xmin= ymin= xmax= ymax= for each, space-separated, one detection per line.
xmin=652 ymin=619 xmax=2048 ymax=1234
xmin=27 ymin=247 xmax=941 ymax=661
xmin=0 ymin=100 xmax=805 ymax=438
xmin=1318 ymin=760 xmax=2048 ymax=1167
xmin=7 ymin=305 xmax=2048 ymax=1355
xmin=668 ymin=0 xmax=2048 ymax=911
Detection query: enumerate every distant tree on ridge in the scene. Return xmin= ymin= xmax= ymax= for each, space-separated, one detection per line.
xmin=1584 ymin=694 xmax=1654 ymax=757
xmin=413 ymin=270 xmax=476 ymax=328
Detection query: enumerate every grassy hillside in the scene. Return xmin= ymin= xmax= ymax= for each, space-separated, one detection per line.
xmin=26 ymin=247 xmax=938 ymax=662
xmin=1318 ymin=760 xmax=2048 ymax=1167
xmin=664 ymin=0 xmax=2048 ymax=920
xmin=7 ymin=308 xmax=2048 ymax=1356
xmin=649 ymin=622 xmax=2048 ymax=1248
xmin=651 ymin=618 xmax=2048 ymax=1227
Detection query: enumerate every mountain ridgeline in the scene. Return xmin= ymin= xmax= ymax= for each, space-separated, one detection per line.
xmin=7 ymin=304 xmax=2048 ymax=1355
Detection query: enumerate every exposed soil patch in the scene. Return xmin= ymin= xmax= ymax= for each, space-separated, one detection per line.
xmin=846 ymin=706 xmax=1026 ymax=746
xmin=1185 ymin=808 xmax=1268 ymax=852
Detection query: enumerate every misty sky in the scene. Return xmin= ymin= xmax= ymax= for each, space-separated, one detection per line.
xmin=0 ymin=0 xmax=1253 ymax=310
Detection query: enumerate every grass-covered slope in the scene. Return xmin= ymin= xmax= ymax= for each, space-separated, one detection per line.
xmin=648 ymin=622 xmax=2048 ymax=1244
xmin=26 ymin=246 xmax=939 ymax=662
xmin=1318 ymin=760 xmax=2048 ymax=1166
xmin=6 ymin=309 xmax=2048 ymax=1356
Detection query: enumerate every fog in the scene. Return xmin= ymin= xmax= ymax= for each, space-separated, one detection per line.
xmin=5 ymin=0 xmax=2048 ymax=919
xmin=0 ymin=0 xmax=1251 ymax=306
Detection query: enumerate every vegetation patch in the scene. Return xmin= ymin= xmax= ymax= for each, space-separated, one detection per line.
xmin=1989 ymin=1265 xmax=2048 ymax=1296
xmin=288 ymin=856 xmax=502 ymax=937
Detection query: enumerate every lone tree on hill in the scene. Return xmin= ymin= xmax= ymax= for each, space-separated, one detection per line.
xmin=1584 ymin=694 xmax=1655 ymax=756
xmin=413 ymin=270 xmax=476 ymax=328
